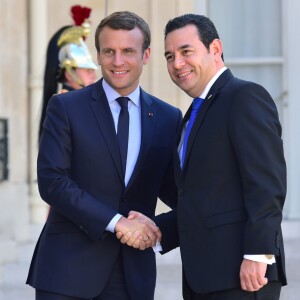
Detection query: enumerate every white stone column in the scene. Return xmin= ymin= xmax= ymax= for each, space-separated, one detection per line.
xmin=28 ymin=0 xmax=48 ymax=223
xmin=282 ymin=0 xmax=300 ymax=218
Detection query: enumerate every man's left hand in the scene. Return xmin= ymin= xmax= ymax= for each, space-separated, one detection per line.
xmin=240 ymin=259 xmax=268 ymax=291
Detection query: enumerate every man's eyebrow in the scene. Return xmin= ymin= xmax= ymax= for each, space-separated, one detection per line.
xmin=179 ymin=44 xmax=192 ymax=50
xmin=164 ymin=44 xmax=192 ymax=57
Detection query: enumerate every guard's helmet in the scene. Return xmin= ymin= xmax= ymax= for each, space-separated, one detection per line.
xmin=57 ymin=5 xmax=98 ymax=82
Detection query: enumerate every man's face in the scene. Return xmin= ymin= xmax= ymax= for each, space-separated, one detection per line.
xmin=97 ymin=27 xmax=150 ymax=96
xmin=75 ymin=68 xmax=97 ymax=87
xmin=164 ymin=25 xmax=218 ymax=98
xmin=65 ymin=68 xmax=97 ymax=90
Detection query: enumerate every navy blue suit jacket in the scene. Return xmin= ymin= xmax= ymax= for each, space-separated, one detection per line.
xmin=156 ymin=69 xmax=287 ymax=295
xmin=26 ymin=79 xmax=181 ymax=299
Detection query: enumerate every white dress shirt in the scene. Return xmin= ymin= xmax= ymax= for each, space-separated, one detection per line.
xmin=101 ymin=80 xmax=162 ymax=252
xmin=178 ymin=66 xmax=227 ymax=160
xmin=102 ymin=79 xmax=141 ymax=232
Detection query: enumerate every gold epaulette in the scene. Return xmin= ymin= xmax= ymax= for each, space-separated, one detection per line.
xmin=57 ymin=21 xmax=90 ymax=47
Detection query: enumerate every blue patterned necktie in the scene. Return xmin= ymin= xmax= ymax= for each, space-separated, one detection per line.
xmin=116 ymin=97 xmax=129 ymax=177
xmin=181 ymin=98 xmax=204 ymax=168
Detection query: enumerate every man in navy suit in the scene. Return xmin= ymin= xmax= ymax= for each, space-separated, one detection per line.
xmin=26 ymin=11 xmax=181 ymax=300
xmin=121 ymin=14 xmax=287 ymax=300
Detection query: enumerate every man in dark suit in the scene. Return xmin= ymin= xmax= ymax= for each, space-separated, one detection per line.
xmin=121 ymin=13 xmax=287 ymax=300
xmin=162 ymin=14 xmax=287 ymax=300
xmin=26 ymin=11 xmax=181 ymax=300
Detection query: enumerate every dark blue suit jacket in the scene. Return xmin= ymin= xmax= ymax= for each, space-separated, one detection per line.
xmin=26 ymin=79 xmax=181 ymax=299
xmin=156 ymin=69 xmax=287 ymax=295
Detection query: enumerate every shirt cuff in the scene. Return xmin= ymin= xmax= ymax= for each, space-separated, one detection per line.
xmin=153 ymin=241 xmax=163 ymax=252
xmin=106 ymin=213 xmax=123 ymax=233
xmin=244 ymin=254 xmax=275 ymax=265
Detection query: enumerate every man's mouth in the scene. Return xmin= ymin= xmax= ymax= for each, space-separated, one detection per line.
xmin=177 ymin=70 xmax=192 ymax=78
xmin=112 ymin=70 xmax=128 ymax=75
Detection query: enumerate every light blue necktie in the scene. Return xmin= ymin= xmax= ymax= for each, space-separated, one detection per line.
xmin=181 ymin=98 xmax=204 ymax=168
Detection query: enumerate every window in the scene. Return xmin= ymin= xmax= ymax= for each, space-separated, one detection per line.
xmin=202 ymin=0 xmax=284 ymax=120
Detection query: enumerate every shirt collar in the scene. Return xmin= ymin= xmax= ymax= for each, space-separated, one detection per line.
xmin=102 ymin=78 xmax=140 ymax=107
xmin=199 ymin=66 xmax=227 ymax=99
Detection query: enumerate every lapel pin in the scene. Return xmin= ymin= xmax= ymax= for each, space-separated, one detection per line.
xmin=148 ymin=112 xmax=154 ymax=117
xmin=208 ymin=94 xmax=212 ymax=100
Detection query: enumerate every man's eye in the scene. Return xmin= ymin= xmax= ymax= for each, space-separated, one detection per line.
xmin=103 ymin=49 xmax=113 ymax=55
xmin=165 ymin=55 xmax=173 ymax=61
xmin=124 ymin=49 xmax=134 ymax=54
xmin=182 ymin=49 xmax=190 ymax=55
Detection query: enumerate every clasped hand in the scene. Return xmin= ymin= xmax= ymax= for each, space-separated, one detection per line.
xmin=115 ymin=211 xmax=161 ymax=250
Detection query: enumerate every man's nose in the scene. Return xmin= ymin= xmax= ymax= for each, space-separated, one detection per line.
xmin=113 ymin=53 xmax=125 ymax=66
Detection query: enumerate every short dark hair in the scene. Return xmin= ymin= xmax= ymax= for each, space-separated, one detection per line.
xmin=165 ymin=14 xmax=223 ymax=60
xmin=95 ymin=11 xmax=151 ymax=53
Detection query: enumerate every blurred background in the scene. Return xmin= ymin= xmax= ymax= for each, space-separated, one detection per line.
xmin=0 ymin=0 xmax=299 ymax=299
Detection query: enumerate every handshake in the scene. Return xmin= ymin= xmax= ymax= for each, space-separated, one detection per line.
xmin=115 ymin=211 xmax=162 ymax=251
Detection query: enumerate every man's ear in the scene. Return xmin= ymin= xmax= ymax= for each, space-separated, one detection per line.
xmin=143 ymin=47 xmax=151 ymax=65
xmin=97 ymin=52 xmax=101 ymax=66
xmin=210 ymin=39 xmax=223 ymax=59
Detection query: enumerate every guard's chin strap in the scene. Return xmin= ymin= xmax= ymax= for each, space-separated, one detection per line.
xmin=65 ymin=65 xmax=85 ymax=88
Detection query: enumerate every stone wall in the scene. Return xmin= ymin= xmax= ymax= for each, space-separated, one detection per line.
xmin=0 ymin=0 xmax=30 ymax=280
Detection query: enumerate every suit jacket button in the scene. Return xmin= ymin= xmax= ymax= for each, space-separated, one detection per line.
xmin=123 ymin=195 xmax=127 ymax=202
xmin=178 ymin=189 xmax=184 ymax=195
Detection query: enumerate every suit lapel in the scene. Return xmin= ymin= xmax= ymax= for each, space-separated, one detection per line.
xmin=173 ymin=145 xmax=182 ymax=184
xmin=89 ymin=79 xmax=124 ymax=182
xmin=126 ymin=89 xmax=155 ymax=189
xmin=181 ymin=69 xmax=234 ymax=171
xmin=174 ymin=109 xmax=190 ymax=178
xmin=182 ymin=91 xmax=217 ymax=167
